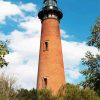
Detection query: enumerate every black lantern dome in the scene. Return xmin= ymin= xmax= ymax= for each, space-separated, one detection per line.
xmin=38 ymin=0 xmax=63 ymax=21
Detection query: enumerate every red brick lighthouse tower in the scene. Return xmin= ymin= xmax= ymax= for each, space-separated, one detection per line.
xmin=37 ymin=0 xmax=65 ymax=94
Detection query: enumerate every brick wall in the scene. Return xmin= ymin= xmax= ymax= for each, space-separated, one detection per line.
xmin=37 ymin=18 xmax=65 ymax=94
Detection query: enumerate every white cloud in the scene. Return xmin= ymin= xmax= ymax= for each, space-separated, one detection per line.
xmin=8 ymin=30 xmax=40 ymax=56
xmin=0 ymin=32 xmax=7 ymax=40
xmin=61 ymin=29 xmax=69 ymax=39
xmin=20 ymin=3 xmax=37 ymax=13
xmin=0 ymin=1 xmax=38 ymax=24
xmin=0 ymin=0 xmax=22 ymax=23
xmin=62 ymin=40 xmax=98 ymax=83
xmin=62 ymin=41 xmax=97 ymax=67
xmin=1 ymin=30 xmax=40 ymax=89
xmin=19 ymin=17 xmax=41 ymax=34
xmin=0 ymin=1 xmax=40 ymax=89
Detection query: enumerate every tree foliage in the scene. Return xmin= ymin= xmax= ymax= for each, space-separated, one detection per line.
xmin=57 ymin=83 xmax=100 ymax=100
xmin=81 ymin=52 xmax=100 ymax=93
xmin=37 ymin=89 xmax=55 ymax=100
xmin=16 ymin=89 xmax=55 ymax=100
xmin=15 ymin=84 xmax=100 ymax=100
xmin=81 ymin=17 xmax=100 ymax=95
xmin=0 ymin=79 xmax=99 ymax=100
xmin=16 ymin=88 xmax=38 ymax=100
xmin=87 ymin=17 xmax=100 ymax=49
xmin=0 ymin=41 xmax=9 ymax=68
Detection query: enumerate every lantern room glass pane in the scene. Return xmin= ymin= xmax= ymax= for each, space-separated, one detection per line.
xmin=44 ymin=0 xmax=57 ymax=7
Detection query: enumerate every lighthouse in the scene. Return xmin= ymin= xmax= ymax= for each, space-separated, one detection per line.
xmin=37 ymin=0 xmax=65 ymax=94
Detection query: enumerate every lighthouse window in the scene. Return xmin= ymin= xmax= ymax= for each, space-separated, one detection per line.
xmin=43 ymin=41 xmax=48 ymax=51
xmin=45 ymin=42 xmax=48 ymax=50
xmin=53 ymin=1 xmax=57 ymax=6
xmin=45 ymin=0 xmax=57 ymax=7
xmin=43 ymin=78 xmax=47 ymax=88
xmin=49 ymin=1 xmax=52 ymax=6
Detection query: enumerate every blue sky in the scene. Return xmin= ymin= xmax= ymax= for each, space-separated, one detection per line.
xmin=2 ymin=0 xmax=100 ymax=41
xmin=0 ymin=0 xmax=100 ymax=89
xmin=24 ymin=0 xmax=100 ymax=41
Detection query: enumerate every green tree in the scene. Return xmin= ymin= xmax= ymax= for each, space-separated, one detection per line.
xmin=38 ymin=89 xmax=55 ymax=100
xmin=87 ymin=17 xmax=100 ymax=49
xmin=16 ymin=88 xmax=38 ymax=100
xmin=30 ymin=89 xmax=38 ymax=100
xmin=17 ymin=89 xmax=56 ymax=100
xmin=81 ymin=17 xmax=100 ymax=95
xmin=14 ymin=84 xmax=100 ymax=100
xmin=17 ymin=89 xmax=30 ymax=100
xmin=0 ymin=41 xmax=9 ymax=68
xmin=81 ymin=52 xmax=100 ymax=94
xmin=57 ymin=83 xmax=100 ymax=100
